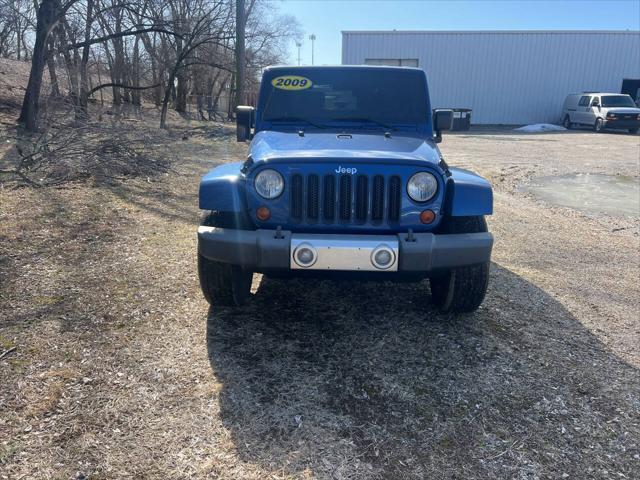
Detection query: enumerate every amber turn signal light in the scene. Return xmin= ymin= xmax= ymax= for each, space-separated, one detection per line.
xmin=420 ymin=209 xmax=436 ymax=224
xmin=256 ymin=206 xmax=271 ymax=221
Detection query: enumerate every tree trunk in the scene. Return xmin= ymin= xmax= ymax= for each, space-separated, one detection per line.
xmin=172 ymin=19 xmax=186 ymax=113
xmin=109 ymin=13 xmax=126 ymax=106
xmin=58 ymin=20 xmax=79 ymax=106
xmin=228 ymin=72 xmax=235 ymax=120
xmin=19 ymin=0 xmax=61 ymax=131
xmin=111 ymin=40 xmax=124 ymax=105
xmin=150 ymin=57 xmax=161 ymax=106
xmin=16 ymin=18 xmax=21 ymax=61
xmin=160 ymin=66 xmax=179 ymax=129
xmin=77 ymin=0 xmax=94 ymax=119
xmin=234 ymin=0 xmax=245 ymax=113
xmin=92 ymin=49 xmax=104 ymax=106
xmin=175 ymin=71 xmax=188 ymax=113
xmin=131 ymin=36 xmax=141 ymax=106
xmin=46 ymin=37 xmax=60 ymax=97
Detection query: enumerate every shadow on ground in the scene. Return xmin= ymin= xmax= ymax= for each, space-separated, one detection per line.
xmin=206 ymin=264 xmax=639 ymax=479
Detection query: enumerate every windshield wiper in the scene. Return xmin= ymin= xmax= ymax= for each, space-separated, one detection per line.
xmin=264 ymin=116 xmax=326 ymax=129
xmin=328 ymin=117 xmax=396 ymax=131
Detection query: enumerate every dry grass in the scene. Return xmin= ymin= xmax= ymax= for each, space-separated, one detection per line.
xmin=1 ymin=64 xmax=639 ymax=478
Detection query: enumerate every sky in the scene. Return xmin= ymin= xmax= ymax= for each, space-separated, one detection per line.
xmin=277 ymin=0 xmax=640 ymax=66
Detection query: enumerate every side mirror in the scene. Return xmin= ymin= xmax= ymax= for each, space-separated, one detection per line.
xmin=591 ymin=101 xmax=600 ymax=109
xmin=433 ymin=109 xmax=453 ymax=143
xmin=236 ymin=106 xmax=255 ymax=142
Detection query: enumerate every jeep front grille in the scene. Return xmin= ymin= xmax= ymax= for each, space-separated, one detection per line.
xmin=290 ymin=174 xmax=303 ymax=219
xmin=339 ymin=174 xmax=352 ymax=220
xmin=307 ymin=174 xmax=319 ymax=220
xmin=290 ymin=173 xmax=401 ymax=225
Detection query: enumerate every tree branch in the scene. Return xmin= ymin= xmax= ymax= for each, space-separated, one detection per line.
xmin=64 ymin=26 xmax=181 ymax=51
xmin=88 ymin=82 xmax=160 ymax=96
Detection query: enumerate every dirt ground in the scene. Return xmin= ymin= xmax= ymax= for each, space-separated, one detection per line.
xmin=1 ymin=113 xmax=639 ymax=479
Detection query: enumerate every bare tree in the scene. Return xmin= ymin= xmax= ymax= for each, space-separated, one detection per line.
xmin=18 ymin=0 xmax=72 ymax=131
xmin=14 ymin=0 xmax=299 ymax=131
xmin=158 ymin=0 xmax=234 ymax=128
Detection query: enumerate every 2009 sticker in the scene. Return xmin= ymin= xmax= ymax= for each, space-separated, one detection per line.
xmin=271 ymin=75 xmax=313 ymax=91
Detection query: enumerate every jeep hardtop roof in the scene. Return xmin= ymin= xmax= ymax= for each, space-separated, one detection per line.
xmin=264 ymin=64 xmax=423 ymax=73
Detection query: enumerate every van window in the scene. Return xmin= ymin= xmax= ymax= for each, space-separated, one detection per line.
xmin=578 ymin=96 xmax=590 ymax=107
xmin=601 ymin=95 xmax=636 ymax=108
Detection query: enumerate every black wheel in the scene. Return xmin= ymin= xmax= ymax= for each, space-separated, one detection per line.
xmin=629 ymin=128 xmax=639 ymax=134
xmin=594 ymin=118 xmax=604 ymax=132
xmin=562 ymin=115 xmax=572 ymax=129
xmin=430 ymin=216 xmax=490 ymax=313
xmin=198 ymin=212 xmax=253 ymax=306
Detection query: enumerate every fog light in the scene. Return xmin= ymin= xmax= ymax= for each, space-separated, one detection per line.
xmin=294 ymin=243 xmax=317 ymax=267
xmin=371 ymin=245 xmax=395 ymax=270
xmin=256 ymin=206 xmax=271 ymax=221
xmin=420 ymin=209 xmax=436 ymax=224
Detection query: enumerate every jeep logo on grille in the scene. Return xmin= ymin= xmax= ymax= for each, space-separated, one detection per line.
xmin=335 ymin=166 xmax=357 ymax=175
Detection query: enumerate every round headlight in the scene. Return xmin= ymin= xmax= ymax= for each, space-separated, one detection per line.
xmin=407 ymin=172 xmax=438 ymax=202
xmin=255 ymin=169 xmax=284 ymax=199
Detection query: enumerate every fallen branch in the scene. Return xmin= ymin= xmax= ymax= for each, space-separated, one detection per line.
xmin=0 ymin=168 xmax=43 ymax=187
xmin=0 ymin=347 xmax=17 ymax=360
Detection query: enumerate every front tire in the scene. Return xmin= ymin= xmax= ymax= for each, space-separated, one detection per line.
xmin=430 ymin=216 xmax=490 ymax=313
xmin=562 ymin=114 xmax=572 ymax=129
xmin=629 ymin=128 xmax=639 ymax=134
xmin=594 ymin=118 xmax=604 ymax=132
xmin=198 ymin=255 xmax=252 ymax=306
xmin=198 ymin=212 xmax=253 ymax=306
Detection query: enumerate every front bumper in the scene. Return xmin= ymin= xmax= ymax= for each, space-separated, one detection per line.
xmin=604 ymin=118 xmax=640 ymax=129
xmin=197 ymin=227 xmax=493 ymax=273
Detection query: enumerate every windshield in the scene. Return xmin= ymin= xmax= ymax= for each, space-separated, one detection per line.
xmin=601 ymin=95 xmax=636 ymax=108
xmin=260 ymin=69 xmax=429 ymax=128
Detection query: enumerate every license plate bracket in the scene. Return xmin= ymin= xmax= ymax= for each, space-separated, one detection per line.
xmin=290 ymin=234 xmax=399 ymax=271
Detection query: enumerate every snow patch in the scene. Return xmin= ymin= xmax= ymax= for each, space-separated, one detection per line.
xmin=513 ymin=123 xmax=567 ymax=133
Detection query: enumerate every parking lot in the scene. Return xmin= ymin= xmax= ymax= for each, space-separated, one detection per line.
xmin=1 ymin=126 xmax=639 ymax=479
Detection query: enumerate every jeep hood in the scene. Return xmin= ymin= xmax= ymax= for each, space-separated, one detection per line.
xmin=248 ymin=130 xmax=441 ymax=165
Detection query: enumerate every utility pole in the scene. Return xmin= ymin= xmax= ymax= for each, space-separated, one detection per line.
xmin=234 ymin=0 xmax=246 ymax=111
xmin=296 ymin=41 xmax=302 ymax=66
xmin=309 ymin=34 xmax=316 ymax=65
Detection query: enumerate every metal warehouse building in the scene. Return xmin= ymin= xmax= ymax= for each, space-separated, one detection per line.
xmin=342 ymin=30 xmax=640 ymax=125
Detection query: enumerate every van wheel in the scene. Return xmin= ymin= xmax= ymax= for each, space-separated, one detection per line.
xmin=594 ymin=118 xmax=604 ymax=132
xmin=629 ymin=128 xmax=639 ymax=134
xmin=562 ymin=115 xmax=572 ymax=129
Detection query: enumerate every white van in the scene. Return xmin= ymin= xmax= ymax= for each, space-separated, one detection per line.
xmin=562 ymin=93 xmax=640 ymax=134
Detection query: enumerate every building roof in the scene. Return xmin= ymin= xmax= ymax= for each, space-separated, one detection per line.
xmin=342 ymin=30 xmax=640 ymax=35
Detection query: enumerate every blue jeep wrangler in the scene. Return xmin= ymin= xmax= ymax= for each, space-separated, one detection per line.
xmin=198 ymin=66 xmax=493 ymax=313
